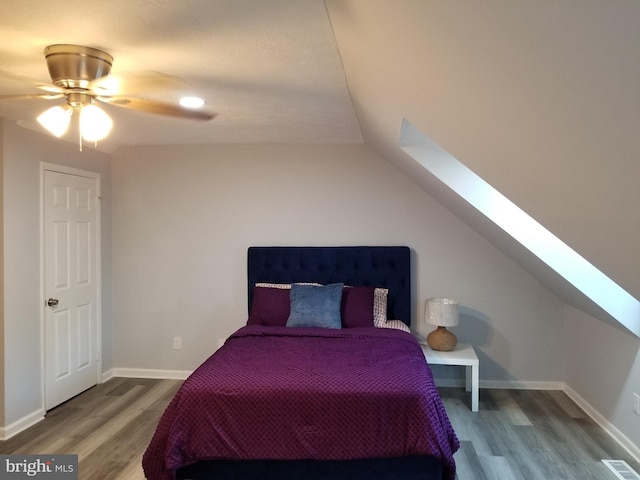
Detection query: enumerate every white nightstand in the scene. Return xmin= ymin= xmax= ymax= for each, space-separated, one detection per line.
xmin=420 ymin=342 xmax=479 ymax=412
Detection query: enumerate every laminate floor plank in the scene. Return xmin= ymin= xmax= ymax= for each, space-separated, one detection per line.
xmin=74 ymin=381 xmax=178 ymax=461
xmin=441 ymin=390 xmax=496 ymax=458
xmin=1 ymin=380 xmax=638 ymax=480
xmin=0 ymin=378 xmax=181 ymax=479
xmin=439 ymin=387 xmax=640 ymax=480
xmin=454 ymin=441 xmax=491 ymax=480
xmin=81 ymin=410 xmax=163 ymax=480
xmin=478 ymin=455 xmax=520 ymax=480
xmin=547 ymin=389 xmax=586 ymax=419
xmin=116 ymin=457 xmax=146 ymax=480
xmin=490 ymin=389 xmax=533 ymax=426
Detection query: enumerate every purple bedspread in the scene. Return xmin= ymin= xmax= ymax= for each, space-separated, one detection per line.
xmin=143 ymin=325 xmax=459 ymax=480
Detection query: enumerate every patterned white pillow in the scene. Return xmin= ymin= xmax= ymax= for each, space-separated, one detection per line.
xmin=255 ymin=282 xmax=320 ymax=289
xmin=380 ymin=319 xmax=411 ymax=334
xmin=372 ymin=289 xmax=412 ymax=332
xmin=373 ymin=287 xmax=388 ymax=327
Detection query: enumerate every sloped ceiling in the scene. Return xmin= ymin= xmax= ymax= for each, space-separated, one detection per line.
xmin=0 ymin=1 xmax=638 ymax=328
xmin=325 ymin=0 xmax=640 ymax=328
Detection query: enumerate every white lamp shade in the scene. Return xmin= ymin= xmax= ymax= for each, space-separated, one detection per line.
xmin=37 ymin=106 xmax=72 ymax=138
xmin=426 ymin=298 xmax=459 ymax=327
xmin=80 ymin=105 xmax=113 ymax=142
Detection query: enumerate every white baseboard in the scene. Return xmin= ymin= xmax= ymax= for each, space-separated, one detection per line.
xmin=480 ymin=379 xmax=565 ymax=390
xmin=563 ymin=384 xmax=640 ymax=463
xmin=111 ymin=367 xmax=192 ymax=380
xmin=101 ymin=368 xmax=115 ymax=383
xmin=0 ymin=408 xmax=45 ymax=441
xmin=433 ymin=378 xmax=564 ymax=390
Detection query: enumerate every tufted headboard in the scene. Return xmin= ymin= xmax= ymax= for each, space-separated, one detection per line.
xmin=247 ymin=246 xmax=411 ymax=326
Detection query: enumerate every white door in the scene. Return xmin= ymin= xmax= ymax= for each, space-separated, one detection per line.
xmin=43 ymin=168 xmax=100 ymax=410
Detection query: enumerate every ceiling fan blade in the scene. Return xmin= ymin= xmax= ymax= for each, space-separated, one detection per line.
xmin=91 ymin=72 xmax=190 ymax=96
xmin=0 ymin=68 xmax=62 ymax=93
xmin=98 ymin=96 xmax=215 ymax=121
xmin=0 ymin=93 xmax=64 ymax=101
xmin=38 ymin=84 xmax=66 ymax=94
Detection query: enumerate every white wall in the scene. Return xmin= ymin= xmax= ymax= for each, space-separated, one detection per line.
xmin=0 ymin=120 xmax=5 ymax=424
xmin=111 ymin=143 xmax=563 ymax=382
xmin=326 ymin=0 xmax=640 ymax=301
xmin=2 ymin=121 xmax=111 ymax=427
xmin=565 ymin=306 xmax=640 ymax=452
xmin=4 ymin=124 xmax=637 ymax=453
xmin=325 ymin=0 xmax=640 ymax=452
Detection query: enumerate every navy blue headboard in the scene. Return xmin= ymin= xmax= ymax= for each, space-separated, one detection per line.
xmin=247 ymin=246 xmax=411 ymax=326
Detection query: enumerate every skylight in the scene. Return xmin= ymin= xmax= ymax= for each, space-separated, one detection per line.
xmin=400 ymin=119 xmax=640 ymax=337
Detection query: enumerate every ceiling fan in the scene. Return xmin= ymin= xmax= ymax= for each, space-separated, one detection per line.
xmin=0 ymin=44 xmax=214 ymax=145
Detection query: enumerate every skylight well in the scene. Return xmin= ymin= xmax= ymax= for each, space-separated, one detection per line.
xmin=400 ymin=119 xmax=640 ymax=337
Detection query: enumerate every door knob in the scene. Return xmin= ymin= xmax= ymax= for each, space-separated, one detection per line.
xmin=47 ymin=298 xmax=59 ymax=307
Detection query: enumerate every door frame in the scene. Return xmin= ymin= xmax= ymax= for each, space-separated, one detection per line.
xmin=39 ymin=162 xmax=103 ymax=411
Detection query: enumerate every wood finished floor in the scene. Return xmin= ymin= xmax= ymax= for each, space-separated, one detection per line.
xmin=1 ymin=378 xmax=638 ymax=479
xmin=443 ymin=387 xmax=639 ymax=479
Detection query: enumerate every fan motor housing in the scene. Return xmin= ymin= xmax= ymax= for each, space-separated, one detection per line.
xmin=45 ymin=44 xmax=113 ymax=89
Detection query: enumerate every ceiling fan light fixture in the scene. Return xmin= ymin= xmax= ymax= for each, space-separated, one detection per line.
xmin=80 ymin=104 xmax=113 ymax=142
xmin=37 ymin=105 xmax=72 ymax=137
xmin=8 ymin=44 xmax=215 ymax=150
xmin=179 ymin=96 xmax=206 ymax=109
xmin=45 ymin=44 xmax=113 ymax=89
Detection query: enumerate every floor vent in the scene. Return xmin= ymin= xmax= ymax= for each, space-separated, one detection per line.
xmin=602 ymin=460 xmax=640 ymax=480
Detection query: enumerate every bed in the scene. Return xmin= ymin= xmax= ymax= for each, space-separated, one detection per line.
xmin=143 ymin=246 xmax=459 ymax=480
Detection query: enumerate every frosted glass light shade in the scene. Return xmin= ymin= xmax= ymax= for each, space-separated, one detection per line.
xmin=80 ymin=105 xmax=113 ymax=142
xmin=37 ymin=106 xmax=72 ymax=137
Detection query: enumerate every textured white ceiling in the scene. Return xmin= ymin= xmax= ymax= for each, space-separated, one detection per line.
xmin=0 ymin=0 xmax=362 ymax=151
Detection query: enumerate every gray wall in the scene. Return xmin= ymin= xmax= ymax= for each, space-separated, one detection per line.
xmin=327 ymin=0 xmax=640 ymax=301
xmin=565 ymin=306 xmax=640 ymax=451
xmin=326 ymin=0 xmax=640 ymax=451
xmin=1 ymin=121 xmax=111 ymax=427
xmin=2 ymin=124 xmax=638 ymax=452
xmin=0 ymin=120 xmax=5 ymax=425
xmin=111 ymin=143 xmax=564 ymax=381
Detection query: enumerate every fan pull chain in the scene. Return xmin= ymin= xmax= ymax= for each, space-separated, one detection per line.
xmin=78 ymin=117 xmax=83 ymax=152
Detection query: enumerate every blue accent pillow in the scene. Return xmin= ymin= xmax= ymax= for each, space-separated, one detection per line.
xmin=286 ymin=283 xmax=344 ymax=329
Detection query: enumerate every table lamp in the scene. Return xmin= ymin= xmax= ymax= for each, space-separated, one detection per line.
xmin=425 ymin=298 xmax=459 ymax=351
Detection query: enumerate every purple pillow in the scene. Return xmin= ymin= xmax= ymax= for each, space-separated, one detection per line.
xmin=247 ymin=286 xmax=290 ymax=326
xmin=341 ymin=286 xmax=375 ymax=328
xmin=248 ymin=284 xmax=376 ymax=328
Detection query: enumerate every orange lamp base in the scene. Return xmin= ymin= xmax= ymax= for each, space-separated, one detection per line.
xmin=426 ymin=326 xmax=457 ymax=351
